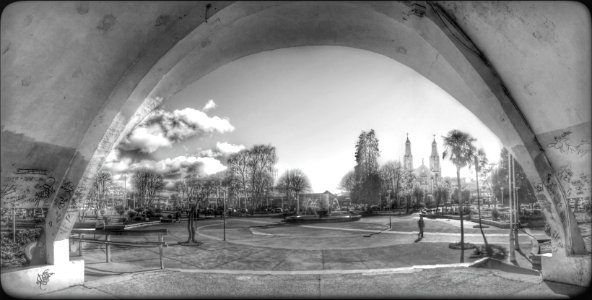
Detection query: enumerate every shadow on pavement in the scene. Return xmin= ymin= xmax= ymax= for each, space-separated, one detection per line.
xmin=543 ymin=280 xmax=589 ymax=297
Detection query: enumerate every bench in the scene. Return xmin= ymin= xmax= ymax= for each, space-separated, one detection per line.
xmin=70 ymin=228 xmax=168 ymax=269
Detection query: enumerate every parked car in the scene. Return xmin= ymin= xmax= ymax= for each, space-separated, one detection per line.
xmin=240 ymin=208 xmax=249 ymax=213
xmin=274 ymin=208 xmax=283 ymax=213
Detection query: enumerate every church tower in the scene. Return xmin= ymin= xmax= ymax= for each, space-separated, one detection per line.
xmin=404 ymin=133 xmax=413 ymax=170
xmin=429 ymin=135 xmax=441 ymax=183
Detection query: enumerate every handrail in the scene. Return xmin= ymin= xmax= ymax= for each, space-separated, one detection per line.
xmin=70 ymin=228 xmax=168 ymax=269
xmin=71 ymin=228 xmax=168 ymax=235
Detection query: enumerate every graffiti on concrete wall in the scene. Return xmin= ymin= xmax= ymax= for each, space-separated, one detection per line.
xmin=35 ymin=269 xmax=54 ymax=290
xmin=547 ymin=131 xmax=591 ymax=156
xmin=1 ymin=169 xmax=56 ymax=208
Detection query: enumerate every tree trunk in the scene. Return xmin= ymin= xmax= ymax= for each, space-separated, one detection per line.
xmin=187 ymin=205 xmax=196 ymax=243
xmin=475 ymin=157 xmax=491 ymax=257
xmin=457 ymin=167 xmax=464 ymax=263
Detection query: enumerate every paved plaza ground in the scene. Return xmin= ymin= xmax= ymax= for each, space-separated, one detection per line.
xmin=32 ymin=214 xmax=589 ymax=298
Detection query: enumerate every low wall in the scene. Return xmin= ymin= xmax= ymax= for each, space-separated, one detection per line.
xmin=1 ymin=259 xmax=84 ymax=297
xmin=427 ymin=214 xmax=543 ymax=229
xmin=541 ymin=253 xmax=591 ymax=287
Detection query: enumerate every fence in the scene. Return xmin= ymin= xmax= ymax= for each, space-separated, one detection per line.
xmin=70 ymin=228 xmax=168 ymax=269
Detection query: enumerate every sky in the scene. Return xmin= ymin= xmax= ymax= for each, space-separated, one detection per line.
xmin=103 ymin=46 xmax=503 ymax=194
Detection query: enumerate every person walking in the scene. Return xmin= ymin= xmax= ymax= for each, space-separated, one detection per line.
xmin=418 ymin=214 xmax=425 ymax=238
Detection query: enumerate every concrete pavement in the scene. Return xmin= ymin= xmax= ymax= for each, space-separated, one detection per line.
xmin=27 ymin=214 xmax=590 ymax=298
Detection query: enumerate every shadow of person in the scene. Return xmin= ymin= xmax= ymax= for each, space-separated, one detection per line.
xmin=414 ymin=237 xmax=422 ymax=243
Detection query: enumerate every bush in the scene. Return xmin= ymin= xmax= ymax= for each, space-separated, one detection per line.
xmin=127 ymin=210 xmax=137 ymax=219
xmin=491 ymin=209 xmax=500 ymax=220
xmin=544 ymin=223 xmax=551 ymax=237
xmin=154 ymin=208 xmax=162 ymax=213
xmin=1 ymin=229 xmax=42 ymax=267
xmin=115 ymin=205 xmax=125 ymax=216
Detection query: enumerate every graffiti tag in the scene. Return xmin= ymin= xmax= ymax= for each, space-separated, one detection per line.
xmin=36 ymin=269 xmax=54 ymax=289
xmin=547 ymin=131 xmax=591 ymax=156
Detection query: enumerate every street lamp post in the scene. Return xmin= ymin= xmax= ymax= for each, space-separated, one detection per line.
xmin=123 ymin=173 xmax=127 ymax=210
xmin=223 ymin=187 xmax=226 ymax=241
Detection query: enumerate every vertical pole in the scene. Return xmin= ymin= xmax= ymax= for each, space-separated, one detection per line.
xmin=12 ymin=208 xmax=16 ymax=243
xmin=159 ymin=233 xmax=164 ymax=269
xmin=513 ymin=157 xmax=519 ymax=250
xmin=123 ymin=173 xmax=127 ymax=210
xmin=508 ymin=151 xmax=515 ymax=262
xmin=79 ymin=233 xmax=82 ymax=256
xmin=106 ymin=234 xmax=111 ymax=263
xmin=223 ymin=190 xmax=226 ymax=241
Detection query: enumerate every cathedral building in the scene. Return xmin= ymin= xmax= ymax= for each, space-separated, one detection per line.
xmin=403 ymin=134 xmax=442 ymax=190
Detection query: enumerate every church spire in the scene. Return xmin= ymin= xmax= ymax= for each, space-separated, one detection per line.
xmin=429 ymin=134 xmax=441 ymax=183
xmin=404 ymin=133 xmax=413 ymax=170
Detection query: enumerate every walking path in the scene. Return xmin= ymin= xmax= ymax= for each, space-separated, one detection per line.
xmin=31 ymin=214 xmax=587 ymax=298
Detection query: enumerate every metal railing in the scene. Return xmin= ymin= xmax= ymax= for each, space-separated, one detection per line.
xmin=70 ymin=228 xmax=168 ymax=269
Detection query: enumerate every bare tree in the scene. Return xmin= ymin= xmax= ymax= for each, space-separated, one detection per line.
xmin=339 ymin=170 xmax=356 ymax=195
xmin=276 ymin=171 xmax=294 ymax=210
xmin=247 ymin=145 xmax=277 ymax=214
xmin=182 ymin=173 xmax=218 ymax=243
xmin=227 ymin=150 xmax=251 ymax=211
xmin=132 ymin=168 xmax=165 ymax=208
xmin=94 ymin=171 xmax=112 ymax=210
xmin=227 ymin=144 xmax=277 ymax=214
xmin=379 ymin=161 xmax=404 ymax=209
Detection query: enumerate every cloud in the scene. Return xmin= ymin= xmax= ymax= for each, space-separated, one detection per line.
xmin=118 ymin=107 xmax=235 ymax=153
xmin=196 ymin=156 xmax=227 ymax=175
xmin=172 ymin=108 xmax=234 ymax=134
xmin=198 ymin=142 xmax=246 ymax=158
xmin=216 ymin=142 xmax=245 ymax=155
xmin=103 ymin=151 xmax=226 ymax=179
xmin=118 ymin=124 xmax=172 ymax=153
xmin=202 ymin=99 xmax=216 ymax=111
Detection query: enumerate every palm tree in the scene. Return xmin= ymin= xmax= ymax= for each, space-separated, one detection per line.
xmin=442 ymin=130 xmax=476 ymax=263
xmin=474 ymin=148 xmax=492 ymax=257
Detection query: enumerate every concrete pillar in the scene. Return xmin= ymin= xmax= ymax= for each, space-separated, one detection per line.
xmin=46 ymin=239 xmax=70 ymax=265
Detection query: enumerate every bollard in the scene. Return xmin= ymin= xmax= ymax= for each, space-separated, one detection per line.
xmin=106 ymin=234 xmax=111 ymax=263
xmin=78 ymin=233 xmax=83 ymax=257
xmin=158 ymin=233 xmax=164 ymax=269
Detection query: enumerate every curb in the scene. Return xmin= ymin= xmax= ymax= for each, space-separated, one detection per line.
xmin=469 ymin=257 xmax=541 ymax=276
xmin=165 ymin=262 xmax=474 ymax=276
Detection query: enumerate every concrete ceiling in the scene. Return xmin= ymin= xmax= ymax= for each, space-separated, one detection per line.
xmin=1 ymin=1 xmax=590 ymax=258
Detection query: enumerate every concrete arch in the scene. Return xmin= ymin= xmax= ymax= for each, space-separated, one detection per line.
xmin=1 ymin=1 xmax=589 ymax=285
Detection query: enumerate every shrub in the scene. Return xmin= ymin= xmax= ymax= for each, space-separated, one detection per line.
xmin=491 ymin=208 xmax=500 ymax=220
xmin=544 ymin=223 xmax=551 ymax=237
xmin=127 ymin=210 xmax=137 ymax=219
xmin=115 ymin=205 xmax=125 ymax=216
xmin=1 ymin=229 xmax=42 ymax=267
xmin=154 ymin=208 xmax=162 ymax=213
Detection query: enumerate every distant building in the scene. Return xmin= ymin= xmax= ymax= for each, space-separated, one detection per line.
xmin=404 ymin=134 xmax=442 ymax=190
